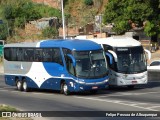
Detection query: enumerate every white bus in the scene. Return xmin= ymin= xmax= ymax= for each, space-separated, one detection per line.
xmin=88 ymin=36 xmax=151 ymax=88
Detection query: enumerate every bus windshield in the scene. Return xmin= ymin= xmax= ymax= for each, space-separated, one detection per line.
xmin=73 ymin=50 xmax=108 ymax=79
xmin=115 ymin=46 xmax=147 ymax=74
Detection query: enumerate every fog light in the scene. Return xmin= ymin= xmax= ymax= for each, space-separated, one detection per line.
xmin=69 ymin=82 xmax=74 ymax=87
xmin=80 ymin=87 xmax=83 ymax=90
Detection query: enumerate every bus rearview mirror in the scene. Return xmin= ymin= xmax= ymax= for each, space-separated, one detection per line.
xmin=106 ymin=52 xmax=113 ymax=65
xmin=67 ymin=54 xmax=76 ymax=67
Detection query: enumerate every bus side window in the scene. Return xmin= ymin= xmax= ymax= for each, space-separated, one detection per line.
xmin=24 ymin=49 xmax=34 ymax=61
xmin=34 ymin=49 xmax=42 ymax=62
xmin=62 ymin=48 xmax=72 ymax=63
xmin=17 ymin=48 xmax=24 ymax=61
xmin=43 ymin=49 xmax=52 ymax=62
xmin=10 ymin=48 xmax=17 ymax=61
xmin=4 ymin=48 xmax=10 ymax=61
xmin=53 ymin=48 xmax=63 ymax=65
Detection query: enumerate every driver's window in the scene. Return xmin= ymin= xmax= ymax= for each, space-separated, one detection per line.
xmin=66 ymin=57 xmax=74 ymax=75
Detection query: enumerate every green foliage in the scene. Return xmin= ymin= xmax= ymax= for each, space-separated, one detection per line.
xmin=3 ymin=4 xmax=14 ymax=19
xmin=2 ymin=0 xmax=37 ymax=19
xmin=35 ymin=4 xmax=61 ymax=18
xmin=144 ymin=21 xmax=157 ymax=37
xmin=103 ymin=0 xmax=160 ymax=36
xmin=0 ymin=104 xmax=17 ymax=112
xmin=0 ymin=23 xmax=8 ymax=40
xmin=14 ymin=17 xmax=26 ymax=28
xmin=1 ymin=0 xmax=61 ymax=26
xmin=113 ymin=20 xmax=131 ymax=35
xmin=0 ymin=0 xmax=61 ymax=41
xmin=2 ymin=0 xmax=42 ymax=28
xmin=84 ymin=0 xmax=93 ymax=6
xmin=42 ymin=27 xmax=58 ymax=39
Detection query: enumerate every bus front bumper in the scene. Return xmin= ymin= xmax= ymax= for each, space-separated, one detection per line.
xmin=68 ymin=79 xmax=109 ymax=92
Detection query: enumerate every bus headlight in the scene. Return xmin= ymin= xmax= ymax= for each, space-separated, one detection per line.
xmin=103 ymin=79 xmax=108 ymax=83
xmin=78 ymin=81 xmax=85 ymax=84
xmin=80 ymin=87 xmax=83 ymax=90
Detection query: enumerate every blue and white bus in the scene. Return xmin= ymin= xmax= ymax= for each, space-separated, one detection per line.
xmin=3 ymin=39 xmax=109 ymax=95
xmin=88 ymin=36 xmax=151 ymax=88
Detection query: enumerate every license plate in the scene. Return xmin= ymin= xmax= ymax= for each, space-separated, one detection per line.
xmin=92 ymin=86 xmax=98 ymax=89
xmin=132 ymin=81 xmax=137 ymax=84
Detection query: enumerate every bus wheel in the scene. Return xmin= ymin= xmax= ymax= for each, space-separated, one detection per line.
xmin=16 ymin=80 xmax=23 ymax=91
xmin=22 ymin=80 xmax=29 ymax=92
xmin=61 ymin=82 xmax=70 ymax=95
xmin=127 ymin=85 xmax=135 ymax=89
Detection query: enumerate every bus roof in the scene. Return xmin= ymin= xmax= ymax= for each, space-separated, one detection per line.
xmin=4 ymin=39 xmax=102 ymax=51
xmin=88 ymin=36 xmax=141 ymax=47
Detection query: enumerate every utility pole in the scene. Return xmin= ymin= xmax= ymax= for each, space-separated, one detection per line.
xmin=61 ymin=0 xmax=66 ymax=39
xmin=99 ymin=14 xmax=102 ymax=38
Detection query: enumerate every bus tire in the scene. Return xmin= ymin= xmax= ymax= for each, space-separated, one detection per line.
xmin=61 ymin=82 xmax=70 ymax=95
xmin=16 ymin=80 xmax=23 ymax=91
xmin=22 ymin=80 xmax=29 ymax=92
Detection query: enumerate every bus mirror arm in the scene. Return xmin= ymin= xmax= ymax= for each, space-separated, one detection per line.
xmin=67 ymin=54 xmax=76 ymax=67
xmin=144 ymin=49 xmax=151 ymax=60
xmin=108 ymin=50 xmax=117 ymax=62
xmin=106 ymin=52 xmax=113 ymax=65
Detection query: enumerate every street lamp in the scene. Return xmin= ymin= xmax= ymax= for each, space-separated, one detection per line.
xmin=61 ymin=0 xmax=66 ymax=39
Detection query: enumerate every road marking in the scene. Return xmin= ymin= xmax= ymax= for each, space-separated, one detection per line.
xmin=1 ymin=87 xmax=160 ymax=111
xmin=0 ymin=86 xmax=16 ymax=90
xmin=147 ymin=106 xmax=160 ymax=109
xmin=1 ymin=87 xmax=160 ymax=98
xmin=0 ymin=89 xmax=8 ymax=91
xmin=74 ymin=96 xmax=159 ymax=111
xmin=96 ymin=91 xmax=160 ymax=98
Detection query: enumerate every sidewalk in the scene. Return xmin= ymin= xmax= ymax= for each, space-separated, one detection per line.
xmin=148 ymin=49 xmax=160 ymax=64
xmin=0 ymin=62 xmax=3 ymax=74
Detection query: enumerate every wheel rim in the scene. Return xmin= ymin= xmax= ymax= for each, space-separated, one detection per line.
xmin=63 ymin=84 xmax=68 ymax=94
xmin=23 ymin=81 xmax=27 ymax=91
xmin=17 ymin=81 xmax=21 ymax=90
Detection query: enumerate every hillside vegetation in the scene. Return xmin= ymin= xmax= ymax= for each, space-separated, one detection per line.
xmin=1 ymin=0 xmax=159 ymax=42
xmin=64 ymin=0 xmax=108 ymax=27
xmin=0 ymin=0 xmax=61 ymax=42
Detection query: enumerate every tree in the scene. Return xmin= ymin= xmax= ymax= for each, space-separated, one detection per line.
xmin=0 ymin=23 xmax=8 ymax=40
xmin=2 ymin=0 xmax=42 ymax=28
xmin=84 ymin=0 xmax=94 ymax=6
xmin=103 ymin=0 xmax=160 ymax=36
xmin=42 ymin=27 xmax=58 ymax=39
xmin=0 ymin=0 xmax=61 ymax=41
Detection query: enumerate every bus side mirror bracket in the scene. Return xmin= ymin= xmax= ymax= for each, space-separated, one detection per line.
xmin=67 ymin=54 xmax=76 ymax=67
xmin=108 ymin=50 xmax=117 ymax=62
xmin=144 ymin=49 xmax=151 ymax=60
xmin=106 ymin=52 xmax=113 ymax=65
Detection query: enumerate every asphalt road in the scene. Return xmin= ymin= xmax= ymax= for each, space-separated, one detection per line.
xmin=0 ymin=73 xmax=160 ymax=120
